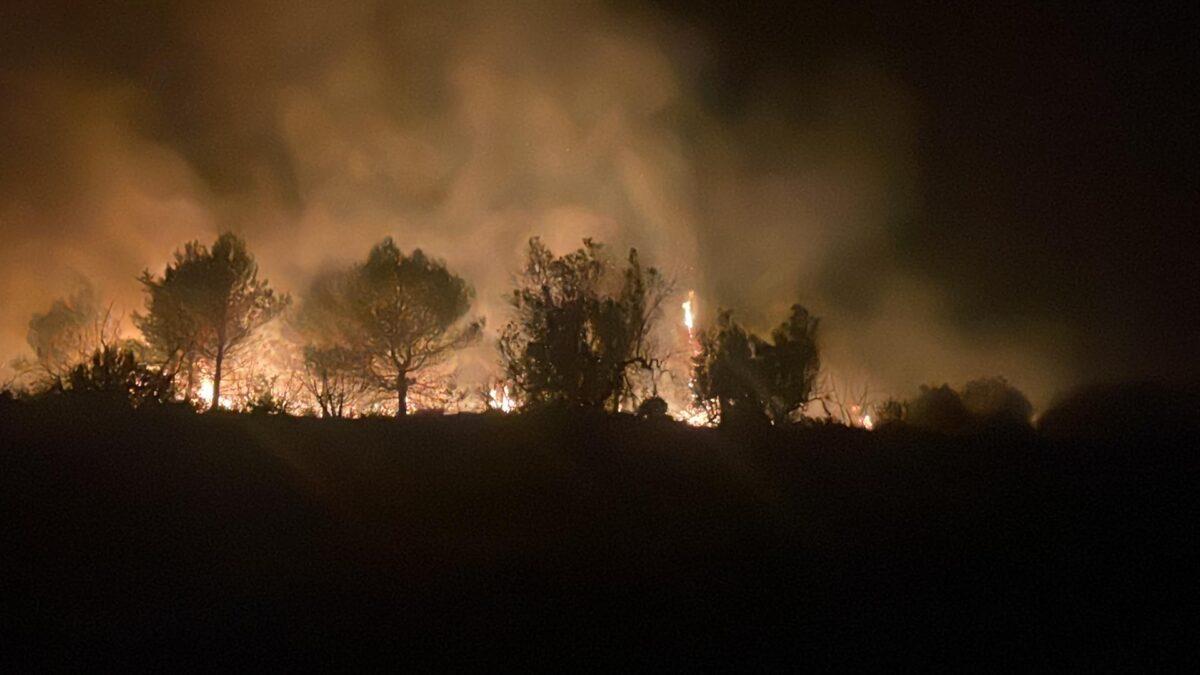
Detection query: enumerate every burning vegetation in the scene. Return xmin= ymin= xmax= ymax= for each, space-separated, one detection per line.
xmin=3 ymin=230 xmax=1040 ymax=431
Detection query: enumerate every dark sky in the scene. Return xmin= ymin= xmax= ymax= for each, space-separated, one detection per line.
xmin=650 ymin=0 xmax=1200 ymax=383
xmin=1 ymin=0 xmax=1196 ymax=405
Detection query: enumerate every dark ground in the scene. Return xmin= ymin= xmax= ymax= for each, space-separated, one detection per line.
xmin=1 ymin=399 xmax=1197 ymax=670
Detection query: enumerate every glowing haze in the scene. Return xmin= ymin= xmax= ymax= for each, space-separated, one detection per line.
xmin=7 ymin=0 xmax=1163 ymax=410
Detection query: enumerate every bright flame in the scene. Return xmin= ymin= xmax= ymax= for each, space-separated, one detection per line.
xmin=489 ymin=385 xmax=516 ymax=413
xmin=675 ymin=290 xmax=710 ymax=426
xmin=682 ymin=290 xmax=696 ymax=336
xmin=195 ymin=378 xmax=233 ymax=410
xmin=849 ymin=403 xmax=875 ymax=430
xmin=675 ymin=407 xmax=710 ymax=427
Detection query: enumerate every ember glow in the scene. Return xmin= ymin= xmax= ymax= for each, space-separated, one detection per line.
xmin=682 ymin=293 xmax=696 ymax=337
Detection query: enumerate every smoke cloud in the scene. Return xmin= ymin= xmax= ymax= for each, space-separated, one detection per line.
xmin=0 ymin=0 xmax=1093 ymax=408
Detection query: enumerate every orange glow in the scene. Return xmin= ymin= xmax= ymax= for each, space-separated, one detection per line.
xmin=195 ymin=378 xmax=233 ymax=410
xmin=489 ymin=385 xmax=516 ymax=413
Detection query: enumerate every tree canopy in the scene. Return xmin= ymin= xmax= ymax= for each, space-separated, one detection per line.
xmin=135 ymin=232 xmax=288 ymax=410
xmin=295 ymin=238 xmax=481 ymax=416
xmin=20 ymin=283 xmax=119 ymax=382
xmin=692 ymin=304 xmax=821 ymax=426
xmin=499 ymin=237 xmax=670 ymax=412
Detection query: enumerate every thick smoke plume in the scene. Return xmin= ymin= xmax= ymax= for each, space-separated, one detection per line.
xmin=1 ymin=0 xmax=1077 ymax=408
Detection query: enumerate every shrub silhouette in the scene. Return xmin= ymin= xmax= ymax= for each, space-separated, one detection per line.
xmin=59 ymin=345 xmax=174 ymax=409
xmin=960 ymin=376 xmax=1033 ymax=428
xmin=16 ymin=282 xmax=120 ymax=385
xmin=873 ymin=397 xmax=908 ymax=428
xmin=636 ymin=395 xmax=669 ymax=420
xmin=899 ymin=378 xmax=1035 ymax=434
xmin=297 ymin=345 xmax=371 ymax=418
xmin=905 ymin=384 xmax=974 ymax=434
xmin=499 ymin=238 xmax=670 ymax=412
xmin=242 ymin=376 xmax=293 ymax=416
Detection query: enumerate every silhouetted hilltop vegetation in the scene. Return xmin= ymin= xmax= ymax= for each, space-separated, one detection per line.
xmin=2 ymin=392 xmax=1196 ymax=669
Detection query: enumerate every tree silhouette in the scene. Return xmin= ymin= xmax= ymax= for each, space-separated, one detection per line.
xmin=499 ymin=238 xmax=670 ymax=411
xmin=692 ymin=304 xmax=822 ymax=426
xmin=296 ymin=238 xmax=481 ymax=416
xmin=691 ymin=309 xmax=764 ymax=426
xmin=19 ymin=283 xmax=120 ymax=383
xmin=135 ymin=232 xmax=288 ymax=411
xmin=134 ymin=264 xmax=203 ymax=398
xmin=762 ymin=305 xmax=821 ymax=424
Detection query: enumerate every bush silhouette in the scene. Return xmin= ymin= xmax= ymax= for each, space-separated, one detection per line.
xmin=59 ymin=345 xmax=174 ymax=409
xmin=499 ymin=238 xmax=670 ymax=412
xmin=961 ymin=376 xmax=1033 ymax=428
xmin=636 ymin=395 xmax=669 ymax=420
xmin=905 ymin=384 xmax=974 ymax=434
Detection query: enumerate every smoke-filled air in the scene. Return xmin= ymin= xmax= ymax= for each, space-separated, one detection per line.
xmin=0 ymin=0 xmax=1116 ymax=418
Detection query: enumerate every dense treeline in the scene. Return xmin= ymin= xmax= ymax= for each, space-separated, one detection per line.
xmin=7 ymin=230 xmax=1053 ymax=429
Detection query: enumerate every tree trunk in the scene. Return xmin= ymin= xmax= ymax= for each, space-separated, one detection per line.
xmin=185 ymin=355 xmax=195 ymax=402
xmin=211 ymin=343 xmax=224 ymax=412
xmin=396 ymin=374 xmax=408 ymax=417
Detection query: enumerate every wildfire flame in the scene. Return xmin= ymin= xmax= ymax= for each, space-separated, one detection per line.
xmin=489 ymin=385 xmax=516 ymax=413
xmin=197 ymin=379 xmax=214 ymax=407
xmin=195 ymin=378 xmax=233 ymax=410
xmin=675 ymin=290 xmax=710 ymax=426
xmin=682 ymin=292 xmax=695 ymax=336
xmin=848 ymin=404 xmax=875 ymax=430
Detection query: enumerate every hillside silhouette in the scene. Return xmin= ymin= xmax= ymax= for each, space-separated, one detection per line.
xmin=2 ymin=394 xmax=1196 ymax=669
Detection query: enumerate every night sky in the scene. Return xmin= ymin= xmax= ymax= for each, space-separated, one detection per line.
xmin=1 ymin=0 xmax=1196 ymax=407
xmin=658 ymin=0 xmax=1199 ymax=383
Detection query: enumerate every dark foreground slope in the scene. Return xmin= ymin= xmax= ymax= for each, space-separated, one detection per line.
xmin=1 ymin=401 xmax=1196 ymax=669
